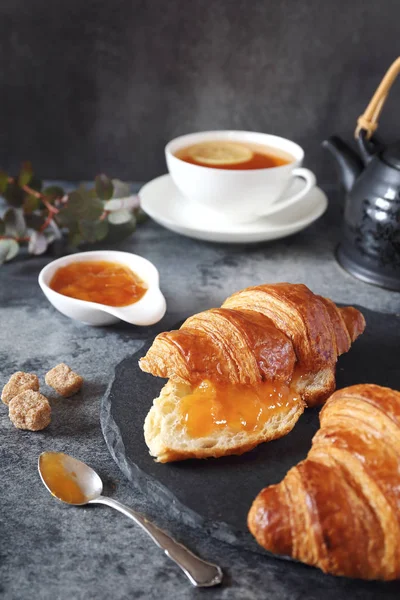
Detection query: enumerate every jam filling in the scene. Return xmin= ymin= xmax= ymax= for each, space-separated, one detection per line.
xmin=40 ymin=453 xmax=86 ymax=504
xmin=50 ymin=260 xmax=147 ymax=307
xmin=179 ymin=379 xmax=301 ymax=438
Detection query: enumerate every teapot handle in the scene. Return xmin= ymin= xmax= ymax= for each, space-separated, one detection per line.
xmin=355 ymin=57 xmax=400 ymax=139
xmin=357 ymin=130 xmax=383 ymax=165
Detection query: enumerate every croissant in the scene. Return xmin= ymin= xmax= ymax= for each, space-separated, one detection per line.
xmin=140 ymin=283 xmax=365 ymax=462
xmin=248 ymin=384 xmax=400 ymax=581
xmin=140 ymin=283 xmax=365 ymax=407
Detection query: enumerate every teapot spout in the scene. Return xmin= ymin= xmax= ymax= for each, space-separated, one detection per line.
xmin=322 ymin=136 xmax=364 ymax=192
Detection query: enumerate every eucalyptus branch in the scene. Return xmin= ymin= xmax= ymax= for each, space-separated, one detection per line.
xmin=0 ymin=163 xmax=145 ymax=265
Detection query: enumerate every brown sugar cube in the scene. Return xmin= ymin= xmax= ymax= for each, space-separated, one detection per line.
xmin=45 ymin=363 xmax=83 ymax=397
xmin=1 ymin=371 xmax=40 ymax=405
xmin=9 ymin=390 xmax=51 ymax=431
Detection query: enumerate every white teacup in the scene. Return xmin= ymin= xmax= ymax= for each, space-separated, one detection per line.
xmin=165 ymin=130 xmax=316 ymax=224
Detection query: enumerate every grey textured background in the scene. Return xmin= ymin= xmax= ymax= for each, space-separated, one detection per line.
xmin=1 ymin=0 xmax=400 ymax=182
xmin=1 ymin=183 xmax=400 ymax=600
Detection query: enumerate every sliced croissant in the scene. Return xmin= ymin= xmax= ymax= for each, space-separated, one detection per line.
xmin=248 ymin=384 xmax=400 ymax=581
xmin=144 ymin=379 xmax=304 ymax=463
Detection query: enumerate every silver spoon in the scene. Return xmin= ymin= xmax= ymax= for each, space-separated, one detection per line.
xmin=38 ymin=451 xmax=223 ymax=588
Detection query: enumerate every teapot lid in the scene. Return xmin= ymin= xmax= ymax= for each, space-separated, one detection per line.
xmin=382 ymin=142 xmax=400 ymax=169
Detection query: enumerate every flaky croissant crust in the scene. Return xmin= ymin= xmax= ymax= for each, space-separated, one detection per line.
xmin=139 ymin=283 xmax=365 ymax=407
xmin=248 ymin=384 xmax=400 ymax=581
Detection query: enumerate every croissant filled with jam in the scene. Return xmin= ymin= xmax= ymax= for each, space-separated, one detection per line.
xmin=139 ymin=283 xmax=365 ymax=462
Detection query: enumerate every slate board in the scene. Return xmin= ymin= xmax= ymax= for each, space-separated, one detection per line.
xmin=101 ymin=305 xmax=400 ymax=553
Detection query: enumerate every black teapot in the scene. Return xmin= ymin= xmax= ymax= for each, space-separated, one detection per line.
xmin=323 ymin=58 xmax=400 ymax=291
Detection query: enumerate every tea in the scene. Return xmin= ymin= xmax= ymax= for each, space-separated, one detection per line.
xmin=174 ymin=141 xmax=293 ymax=170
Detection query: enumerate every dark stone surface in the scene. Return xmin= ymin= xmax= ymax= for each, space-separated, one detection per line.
xmin=101 ymin=306 xmax=400 ymax=551
xmin=1 ymin=181 xmax=400 ymax=599
xmin=1 ymin=0 xmax=400 ymax=182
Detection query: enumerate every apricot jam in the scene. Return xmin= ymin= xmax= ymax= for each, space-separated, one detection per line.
xmin=50 ymin=260 xmax=147 ymax=307
xmin=179 ymin=379 xmax=301 ymax=438
xmin=40 ymin=453 xmax=86 ymax=504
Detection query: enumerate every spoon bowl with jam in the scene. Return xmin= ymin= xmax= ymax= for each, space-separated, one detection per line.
xmin=39 ymin=250 xmax=166 ymax=326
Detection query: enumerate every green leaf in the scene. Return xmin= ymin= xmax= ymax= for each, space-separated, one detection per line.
xmin=78 ymin=184 xmax=97 ymax=200
xmin=66 ymin=190 xmax=84 ymax=211
xmin=57 ymin=190 xmax=104 ymax=226
xmin=68 ymin=231 xmax=83 ymax=248
xmin=4 ymin=208 xmax=26 ymax=237
xmin=107 ymin=215 xmax=137 ymax=243
xmin=0 ymin=239 xmax=19 ymax=264
xmin=78 ymin=219 xmax=108 ymax=243
xmin=0 ymin=170 xmax=9 ymax=194
xmin=70 ymin=190 xmax=104 ymax=220
xmin=0 ymin=218 xmax=5 ymax=235
xmin=55 ymin=206 xmax=75 ymax=227
xmin=4 ymin=181 xmax=24 ymax=207
xmin=28 ymin=176 xmax=42 ymax=193
xmin=43 ymin=186 xmax=64 ymax=202
xmin=94 ymin=219 xmax=109 ymax=240
xmin=86 ymin=200 xmax=104 ymax=220
xmin=23 ymin=194 xmax=40 ymax=214
xmin=18 ymin=161 xmax=33 ymax=187
xmin=78 ymin=220 xmax=98 ymax=244
xmin=95 ymin=174 xmax=114 ymax=201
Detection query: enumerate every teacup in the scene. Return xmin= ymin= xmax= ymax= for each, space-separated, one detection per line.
xmin=165 ymin=130 xmax=316 ymax=224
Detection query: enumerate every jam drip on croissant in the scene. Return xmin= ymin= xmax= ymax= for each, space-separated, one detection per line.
xmin=179 ymin=379 xmax=302 ymax=437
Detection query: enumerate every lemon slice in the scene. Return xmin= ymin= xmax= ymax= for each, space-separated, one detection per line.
xmin=188 ymin=142 xmax=253 ymax=166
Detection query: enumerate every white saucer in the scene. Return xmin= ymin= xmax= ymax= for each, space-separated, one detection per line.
xmin=139 ymin=174 xmax=328 ymax=244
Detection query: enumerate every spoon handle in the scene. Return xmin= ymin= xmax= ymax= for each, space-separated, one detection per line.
xmin=91 ymin=496 xmax=223 ymax=587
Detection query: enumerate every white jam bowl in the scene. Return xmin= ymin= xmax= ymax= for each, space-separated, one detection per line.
xmin=38 ymin=250 xmax=167 ymax=326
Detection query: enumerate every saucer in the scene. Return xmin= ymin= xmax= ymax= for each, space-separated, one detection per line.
xmin=139 ymin=174 xmax=328 ymax=244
